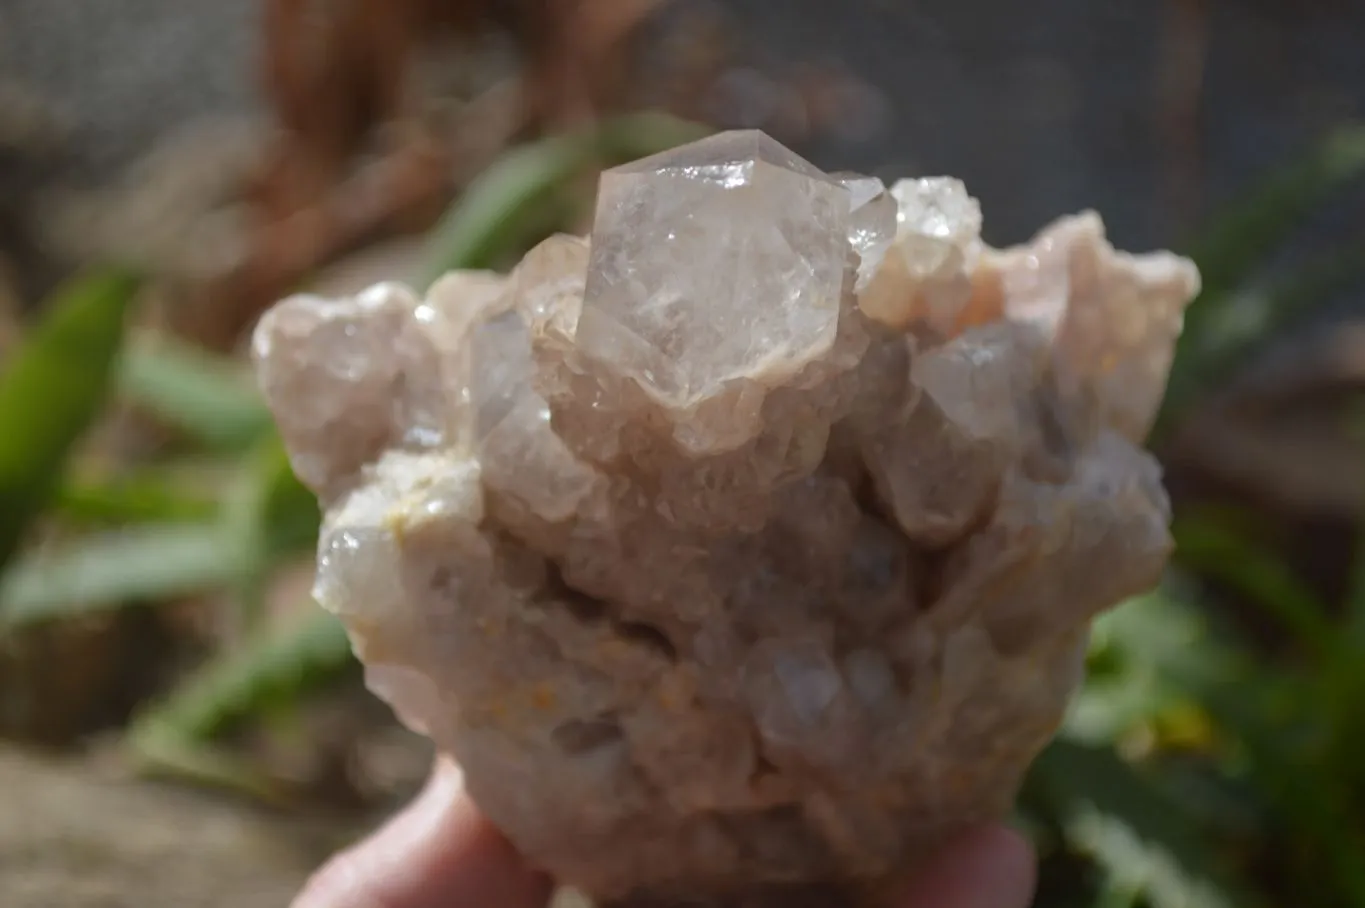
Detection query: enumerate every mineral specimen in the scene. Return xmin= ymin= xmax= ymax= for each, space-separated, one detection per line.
xmin=253 ymin=130 xmax=1199 ymax=907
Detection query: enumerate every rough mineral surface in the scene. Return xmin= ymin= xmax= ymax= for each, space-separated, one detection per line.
xmin=253 ymin=130 xmax=1199 ymax=907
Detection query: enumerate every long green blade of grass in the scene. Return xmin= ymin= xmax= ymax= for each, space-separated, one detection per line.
xmin=130 ymin=609 xmax=353 ymax=743
xmin=126 ymin=610 xmax=355 ymax=803
xmin=1184 ymin=124 xmax=1365 ymax=308
xmin=1172 ymin=513 xmax=1336 ymax=658
xmin=0 ymin=269 xmax=141 ymax=569
xmin=1342 ymin=410 xmax=1365 ymax=647
xmin=126 ymin=732 xmax=298 ymax=806
xmin=1161 ymin=239 xmax=1365 ymax=430
xmin=220 ymin=435 xmax=320 ymax=628
xmin=251 ymin=436 xmax=321 ymax=561
xmin=0 ymin=523 xmax=243 ymax=626
xmin=1031 ymin=738 xmax=1255 ymax=908
xmin=420 ymin=130 xmax=595 ymax=281
xmin=54 ymin=473 xmax=219 ymax=524
xmin=118 ymin=333 xmax=273 ymax=451
xmin=420 ymin=112 xmax=711 ymax=284
xmin=1320 ymin=413 xmax=1365 ymax=808
xmin=1159 ymin=125 xmax=1365 ymax=436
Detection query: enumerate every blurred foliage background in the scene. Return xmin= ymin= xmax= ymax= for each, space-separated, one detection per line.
xmin=1 ymin=1 xmax=1364 ymax=906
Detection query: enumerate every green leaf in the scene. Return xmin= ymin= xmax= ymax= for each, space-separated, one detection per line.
xmin=1086 ymin=590 xmax=1241 ymax=707
xmin=1159 ymin=125 xmax=1365 ymax=435
xmin=126 ymin=730 xmax=296 ymax=806
xmin=1342 ymin=409 xmax=1365 ymax=647
xmin=421 ymin=130 xmax=594 ymax=279
xmin=420 ymin=113 xmax=711 ymax=284
xmin=0 ymin=269 xmax=141 ymax=568
xmin=1172 ymin=513 xmax=1336 ymax=658
xmin=1031 ymin=738 xmax=1256 ymax=908
xmin=1184 ymin=124 xmax=1365 ymax=308
xmin=1102 ymin=590 xmax=1365 ymax=904
xmin=130 ymin=609 xmax=353 ymax=742
xmin=590 ymin=111 xmax=716 ymax=162
xmin=1215 ymin=690 xmax=1365 ymax=905
xmin=118 ymin=333 xmax=273 ymax=450
xmin=1161 ymin=239 xmax=1365 ymax=430
xmin=1066 ymin=670 xmax=1180 ymax=746
xmin=1320 ymin=411 xmax=1365 ymax=815
xmin=221 ymin=435 xmax=320 ymax=628
xmin=1069 ymin=598 xmax=1196 ymax=743
xmin=255 ymin=439 xmax=321 ymax=559
xmin=0 ymin=523 xmax=242 ymax=626
xmin=54 ymin=473 xmax=218 ymax=524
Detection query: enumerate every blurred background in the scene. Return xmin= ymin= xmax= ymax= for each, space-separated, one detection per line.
xmin=1 ymin=1 xmax=1363 ymax=906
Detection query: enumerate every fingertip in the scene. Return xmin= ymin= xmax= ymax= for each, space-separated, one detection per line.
xmin=973 ymin=825 xmax=1037 ymax=905
xmin=893 ymin=824 xmax=1037 ymax=908
xmin=293 ymin=758 xmax=553 ymax=908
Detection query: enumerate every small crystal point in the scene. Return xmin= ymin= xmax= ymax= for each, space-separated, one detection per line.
xmin=857 ymin=177 xmax=983 ymax=333
xmin=579 ymin=130 xmax=852 ymax=406
xmin=469 ymin=307 xmax=599 ymax=522
xmin=470 ymin=308 xmax=535 ymax=440
xmin=891 ymin=177 xmax=982 ymax=242
xmin=834 ymin=172 xmax=897 ymax=289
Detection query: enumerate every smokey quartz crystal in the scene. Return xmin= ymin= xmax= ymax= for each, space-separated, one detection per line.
xmin=253 ymin=130 xmax=1198 ymax=907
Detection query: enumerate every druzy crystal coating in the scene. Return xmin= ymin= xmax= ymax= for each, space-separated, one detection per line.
xmin=253 ymin=130 xmax=1199 ymax=907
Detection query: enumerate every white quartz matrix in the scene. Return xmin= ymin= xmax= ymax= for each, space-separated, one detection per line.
xmin=254 ymin=131 xmax=1199 ymax=907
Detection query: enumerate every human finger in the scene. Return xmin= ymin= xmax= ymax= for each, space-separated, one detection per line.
xmin=891 ymin=824 xmax=1037 ymax=908
xmin=292 ymin=756 xmax=554 ymax=908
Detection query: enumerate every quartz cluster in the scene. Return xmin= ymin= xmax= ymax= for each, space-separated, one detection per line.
xmin=253 ymin=131 xmax=1199 ymax=907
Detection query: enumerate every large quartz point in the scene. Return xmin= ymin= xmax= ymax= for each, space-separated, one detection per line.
xmin=579 ymin=131 xmax=850 ymax=421
xmin=253 ymin=130 xmax=1199 ymax=908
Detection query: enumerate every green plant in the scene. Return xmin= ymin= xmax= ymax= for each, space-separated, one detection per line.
xmin=1022 ymin=122 xmax=1365 ymax=908
xmin=0 ymin=113 xmax=712 ymax=797
xmin=0 ymin=269 xmax=142 ymax=566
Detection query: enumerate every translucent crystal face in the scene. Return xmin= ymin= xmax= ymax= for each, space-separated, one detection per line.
xmin=579 ymin=130 xmax=852 ymax=404
xmin=833 ymin=173 xmax=896 ymax=289
xmin=471 ymin=309 xmax=536 ymax=440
